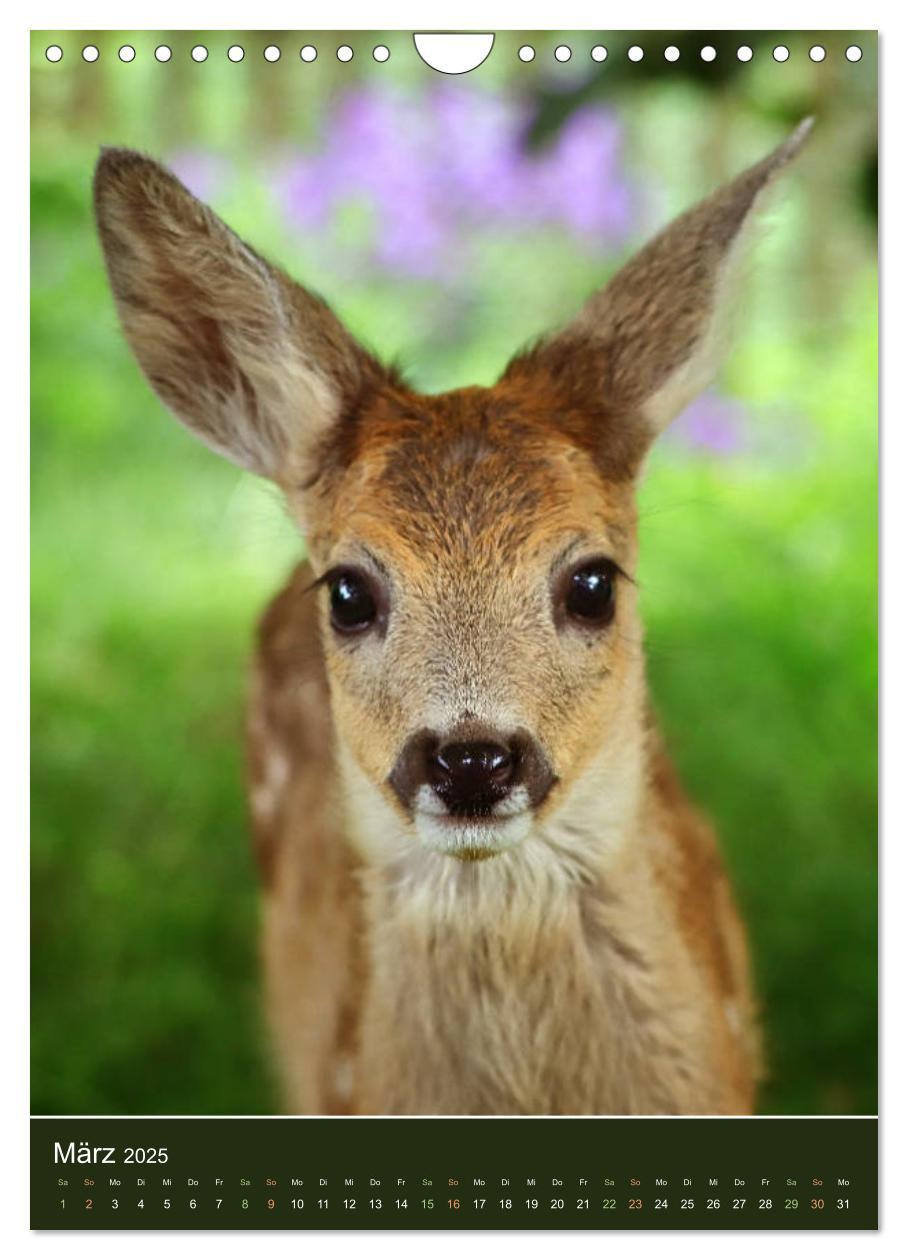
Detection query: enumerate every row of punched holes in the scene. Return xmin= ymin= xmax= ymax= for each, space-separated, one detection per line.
xmin=45 ymin=42 xmax=865 ymax=65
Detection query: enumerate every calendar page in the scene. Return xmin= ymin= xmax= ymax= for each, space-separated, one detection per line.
xmin=30 ymin=27 xmax=878 ymax=1233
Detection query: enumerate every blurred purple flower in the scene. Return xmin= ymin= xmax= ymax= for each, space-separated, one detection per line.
xmin=430 ymin=85 xmax=528 ymax=217
xmin=276 ymin=157 xmax=333 ymax=230
xmin=536 ymin=106 xmax=632 ymax=238
xmin=273 ymin=85 xmax=634 ymax=278
xmin=674 ymin=393 xmax=748 ymax=457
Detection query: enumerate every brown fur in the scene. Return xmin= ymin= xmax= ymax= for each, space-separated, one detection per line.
xmin=94 ymin=123 xmax=811 ymax=1115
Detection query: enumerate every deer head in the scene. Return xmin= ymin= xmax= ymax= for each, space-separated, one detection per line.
xmin=94 ymin=122 xmax=810 ymax=863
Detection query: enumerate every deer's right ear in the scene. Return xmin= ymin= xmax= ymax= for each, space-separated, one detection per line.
xmin=501 ymin=120 xmax=812 ymax=476
xmin=94 ymin=148 xmax=380 ymax=483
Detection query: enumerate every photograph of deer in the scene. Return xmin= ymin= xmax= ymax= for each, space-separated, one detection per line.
xmin=94 ymin=121 xmax=811 ymax=1116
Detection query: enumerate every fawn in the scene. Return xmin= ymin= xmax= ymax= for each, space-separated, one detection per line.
xmin=95 ymin=120 xmax=811 ymax=1116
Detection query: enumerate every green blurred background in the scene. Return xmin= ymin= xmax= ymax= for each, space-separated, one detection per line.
xmin=31 ymin=30 xmax=877 ymax=1115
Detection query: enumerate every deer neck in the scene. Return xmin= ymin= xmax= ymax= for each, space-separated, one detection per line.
xmin=336 ymin=700 xmax=653 ymax=1113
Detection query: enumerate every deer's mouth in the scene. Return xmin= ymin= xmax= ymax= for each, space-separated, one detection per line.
xmin=412 ymin=804 xmax=534 ymax=859
xmin=410 ymin=785 xmax=533 ymax=858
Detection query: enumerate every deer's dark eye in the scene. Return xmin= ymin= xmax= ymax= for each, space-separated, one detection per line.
xmin=564 ymin=561 xmax=617 ymax=627
xmin=329 ymin=570 xmax=379 ymax=634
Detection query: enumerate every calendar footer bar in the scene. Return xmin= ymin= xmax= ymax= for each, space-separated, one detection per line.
xmin=30 ymin=1115 xmax=878 ymax=1230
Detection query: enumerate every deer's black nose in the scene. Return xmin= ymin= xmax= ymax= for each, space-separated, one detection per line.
xmin=388 ymin=724 xmax=556 ymax=819
xmin=427 ymin=740 xmax=516 ymax=815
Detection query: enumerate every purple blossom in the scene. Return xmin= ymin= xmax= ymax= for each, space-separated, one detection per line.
xmin=674 ymin=393 xmax=749 ymax=457
xmin=274 ymin=156 xmax=333 ymax=230
xmin=273 ymin=85 xmax=634 ymax=278
xmin=535 ymin=106 xmax=632 ymax=238
xmin=430 ymin=85 xmax=529 ymax=217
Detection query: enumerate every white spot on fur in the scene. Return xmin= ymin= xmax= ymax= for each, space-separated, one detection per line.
xmin=333 ymin=1054 xmax=354 ymax=1099
xmin=414 ymin=784 xmax=446 ymax=816
xmin=496 ymin=785 xmax=530 ymax=817
xmin=724 ymin=999 xmax=742 ymax=1034
xmin=251 ymin=746 xmax=291 ymax=825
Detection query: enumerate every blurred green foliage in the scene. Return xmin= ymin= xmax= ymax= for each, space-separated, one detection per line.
xmin=31 ymin=31 xmax=876 ymax=1115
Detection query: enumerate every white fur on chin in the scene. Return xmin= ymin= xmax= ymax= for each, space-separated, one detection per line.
xmin=413 ymin=808 xmax=534 ymax=858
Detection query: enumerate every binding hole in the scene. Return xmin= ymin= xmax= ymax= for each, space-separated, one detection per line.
xmin=155 ymin=45 xmax=172 ymax=62
xmin=228 ymin=45 xmax=244 ymax=63
xmin=809 ymin=45 xmax=826 ymax=62
xmin=45 ymin=45 xmax=63 ymax=62
xmin=700 ymin=45 xmax=717 ymax=62
xmin=414 ymin=33 xmax=494 ymax=74
xmin=118 ymin=45 xmax=135 ymax=62
xmin=554 ymin=45 xmax=572 ymax=62
xmin=773 ymin=45 xmax=790 ymax=62
xmin=591 ymin=45 xmax=607 ymax=62
xmin=664 ymin=45 xmax=680 ymax=62
xmin=518 ymin=45 xmax=535 ymax=62
xmin=264 ymin=45 xmax=280 ymax=62
xmin=628 ymin=45 xmax=644 ymax=62
xmin=737 ymin=45 xmax=753 ymax=62
xmin=846 ymin=45 xmax=863 ymax=62
xmin=337 ymin=45 xmax=353 ymax=62
xmin=373 ymin=45 xmax=390 ymax=62
xmin=191 ymin=45 xmax=208 ymax=63
xmin=82 ymin=45 xmax=99 ymax=62
xmin=300 ymin=45 xmax=317 ymax=62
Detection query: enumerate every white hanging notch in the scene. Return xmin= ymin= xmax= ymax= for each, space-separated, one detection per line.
xmin=413 ymin=32 xmax=495 ymax=74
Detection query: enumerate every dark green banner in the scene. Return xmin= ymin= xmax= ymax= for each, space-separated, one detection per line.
xmin=31 ymin=1116 xmax=877 ymax=1230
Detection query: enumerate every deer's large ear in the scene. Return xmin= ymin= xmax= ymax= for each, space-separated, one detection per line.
xmin=94 ymin=148 xmax=381 ymax=483
xmin=502 ymin=120 xmax=812 ymax=472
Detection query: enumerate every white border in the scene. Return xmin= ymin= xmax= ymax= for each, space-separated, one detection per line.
xmin=9 ymin=3 xmax=896 ymax=30
xmin=7 ymin=1 xmax=900 ymax=1257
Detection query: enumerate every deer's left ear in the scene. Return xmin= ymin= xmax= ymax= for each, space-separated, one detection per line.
xmin=94 ymin=148 xmax=385 ymax=487
xmin=502 ymin=119 xmax=812 ymax=470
